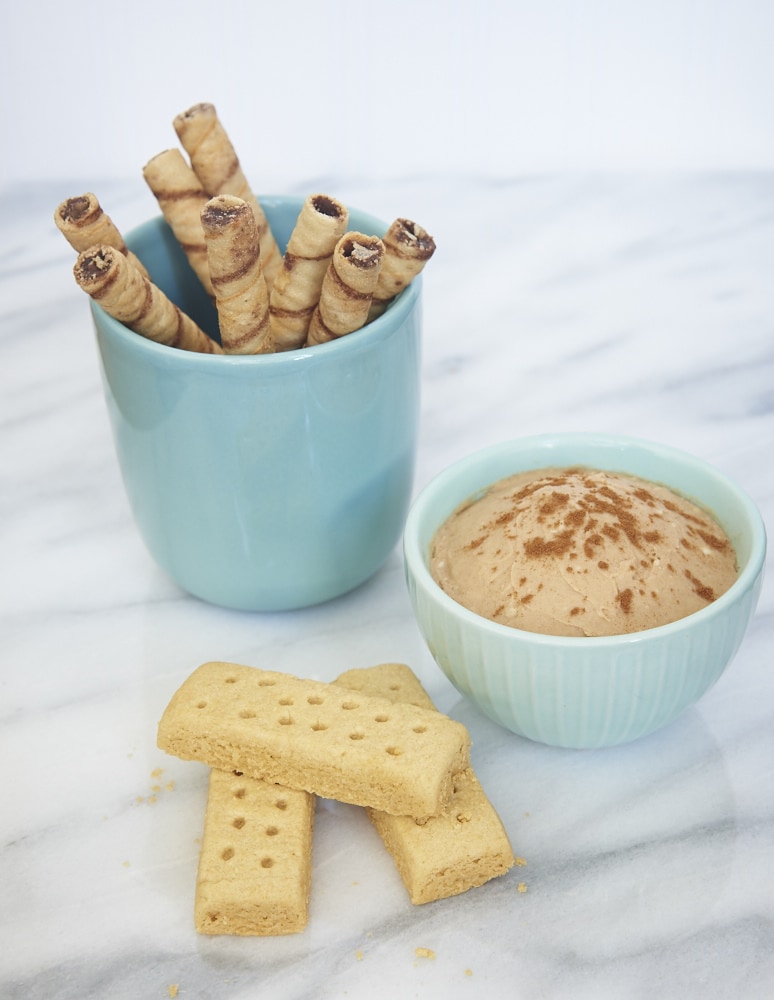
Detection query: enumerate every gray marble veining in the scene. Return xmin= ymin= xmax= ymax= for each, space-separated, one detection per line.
xmin=1 ymin=174 xmax=772 ymax=999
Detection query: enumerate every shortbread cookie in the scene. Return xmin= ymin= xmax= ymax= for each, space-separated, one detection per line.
xmin=195 ymin=768 xmax=314 ymax=936
xmin=335 ymin=663 xmax=515 ymax=904
xmin=157 ymin=661 xmax=470 ymax=820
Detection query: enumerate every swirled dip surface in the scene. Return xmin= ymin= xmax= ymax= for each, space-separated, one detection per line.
xmin=430 ymin=468 xmax=738 ymax=637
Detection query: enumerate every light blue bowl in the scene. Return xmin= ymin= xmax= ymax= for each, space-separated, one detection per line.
xmin=92 ymin=197 xmax=422 ymax=611
xmin=404 ymin=433 xmax=766 ymax=748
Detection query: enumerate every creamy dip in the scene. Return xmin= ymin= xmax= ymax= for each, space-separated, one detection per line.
xmin=430 ymin=467 xmax=738 ymax=637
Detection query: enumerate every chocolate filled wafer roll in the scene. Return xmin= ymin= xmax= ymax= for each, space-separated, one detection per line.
xmin=73 ymin=244 xmax=222 ymax=354
xmin=142 ymin=149 xmax=214 ymax=298
xmin=305 ymin=232 xmax=384 ymax=347
xmin=200 ymin=195 xmax=273 ymax=355
xmin=55 ymin=193 xmax=149 ymax=279
xmin=173 ymin=102 xmax=281 ymax=289
xmin=269 ymin=193 xmax=349 ymax=351
xmin=368 ymin=218 xmax=436 ymax=321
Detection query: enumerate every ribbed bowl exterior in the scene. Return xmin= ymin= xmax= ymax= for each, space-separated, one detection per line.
xmin=404 ymin=434 xmax=766 ymax=749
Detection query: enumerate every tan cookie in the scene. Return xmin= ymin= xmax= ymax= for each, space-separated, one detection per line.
xmin=335 ymin=663 xmax=515 ymax=904
xmin=194 ymin=768 xmax=314 ymax=936
xmin=157 ymin=661 xmax=470 ymax=821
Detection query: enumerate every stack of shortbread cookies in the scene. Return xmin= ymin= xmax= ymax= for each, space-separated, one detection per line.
xmin=157 ymin=661 xmax=515 ymax=935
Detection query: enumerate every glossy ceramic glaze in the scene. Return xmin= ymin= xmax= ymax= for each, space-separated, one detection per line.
xmin=92 ymin=198 xmax=422 ymax=610
xmin=404 ymin=433 xmax=766 ymax=748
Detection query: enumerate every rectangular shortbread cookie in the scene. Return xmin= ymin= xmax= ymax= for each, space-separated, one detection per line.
xmin=194 ymin=768 xmax=314 ymax=935
xmin=157 ymin=661 xmax=470 ymax=820
xmin=335 ymin=663 xmax=515 ymax=904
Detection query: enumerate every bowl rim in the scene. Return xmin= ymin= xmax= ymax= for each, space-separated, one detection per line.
xmin=404 ymin=431 xmax=767 ymax=648
xmin=91 ymin=195 xmax=421 ymax=368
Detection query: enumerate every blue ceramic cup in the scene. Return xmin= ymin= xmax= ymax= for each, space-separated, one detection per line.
xmin=91 ymin=196 xmax=422 ymax=610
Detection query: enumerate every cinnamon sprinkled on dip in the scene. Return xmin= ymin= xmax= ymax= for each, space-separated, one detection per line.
xmin=430 ymin=468 xmax=738 ymax=637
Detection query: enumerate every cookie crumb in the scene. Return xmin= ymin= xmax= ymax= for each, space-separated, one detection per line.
xmin=515 ymin=856 xmax=527 ymax=867
xmin=355 ymin=949 xmax=364 ymax=961
xmin=168 ymin=986 xmax=179 ymax=998
xmin=415 ymin=947 xmax=436 ymax=960
xmin=517 ymin=882 xmax=527 ymax=893
xmin=465 ymin=968 xmax=473 ymax=977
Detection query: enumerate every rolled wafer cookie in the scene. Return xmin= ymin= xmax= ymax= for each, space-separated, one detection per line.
xmin=157 ymin=661 xmax=470 ymax=821
xmin=142 ymin=149 xmax=214 ymax=298
xmin=54 ymin=193 xmax=149 ymax=279
xmin=173 ymin=102 xmax=281 ymax=289
xmin=200 ymin=194 xmax=272 ymax=355
xmin=367 ymin=218 xmax=436 ymax=322
xmin=305 ymin=232 xmax=384 ymax=347
xmin=73 ymin=244 xmax=222 ymax=354
xmin=269 ymin=193 xmax=349 ymax=351
xmin=335 ymin=663 xmax=515 ymax=905
xmin=194 ymin=768 xmax=314 ymax=936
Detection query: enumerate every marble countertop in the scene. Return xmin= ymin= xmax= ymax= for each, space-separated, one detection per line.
xmin=2 ymin=173 xmax=772 ymax=1000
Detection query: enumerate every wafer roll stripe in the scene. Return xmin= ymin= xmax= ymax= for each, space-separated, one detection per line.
xmin=142 ymin=149 xmax=214 ymax=298
xmin=55 ymin=193 xmax=149 ymax=279
xmin=173 ymin=102 xmax=282 ymax=289
xmin=200 ymin=195 xmax=272 ymax=355
xmin=73 ymin=245 xmax=222 ymax=354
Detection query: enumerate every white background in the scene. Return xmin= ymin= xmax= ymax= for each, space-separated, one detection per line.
xmin=2 ymin=0 xmax=774 ymax=190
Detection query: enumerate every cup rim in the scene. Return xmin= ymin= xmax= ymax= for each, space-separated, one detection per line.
xmin=404 ymin=432 xmax=767 ymax=649
xmin=92 ymin=196 xmax=421 ymax=368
